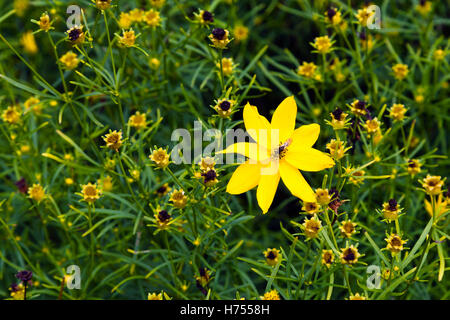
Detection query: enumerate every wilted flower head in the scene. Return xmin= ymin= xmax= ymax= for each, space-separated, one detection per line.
xmin=170 ymin=189 xmax=188 ymax=208
xmin=406 ymin=159 xmax=421 ymax=176
xmin=302 ymin=214 xmax=322 ymax=239
xmin=16 ymin=270 xmax=33 ymax=282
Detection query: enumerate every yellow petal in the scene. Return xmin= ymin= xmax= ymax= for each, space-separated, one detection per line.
xmin=288 ymin=123 xmax=320 ymax=150
xmin=279 ymin=161 xmax=315 ymax=202
xmin=243 ymin=103 xmax=273 ymax=149
xmin=217 ymin=142 xmax=270 ymax=161
xmin=256 ymin=169 xmax=280 ymax=214
xmin=271 ymin=96 xmax=297 ymax=143
xmin=226 ymin=162 xmax=261 ymax=194
xmin=284 ymin=148 xmax=335 ymax=171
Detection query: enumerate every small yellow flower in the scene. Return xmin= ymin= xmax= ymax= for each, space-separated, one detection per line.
xmin=327 ymin=108 xmax=349 ymax=130
xmin=81 ymin=182 xmax=101 ymax=203
xmin=201 ymin=169 xmax=219 ymax=187
xmin=339 ymin=220 xmax=357 ymax=238
xmin=170 ymin=189 xmax=188 ymax=209
xmin=2 ymin=105 xmax=21 ymax=124
xmin=150 ymin=0 xmax=165 ymax=8
xmin=21 ymin=31 xmax=38 ymax=54
xmin=67 ymin=26 xmax=85 ymax=45
xmin=60 ymin=51 xmax=80 ymax=70
xmin=154 ymin=209 xmax=171 ymax=230
xmin=260 ymin=289 xmax=280 ymax=300
xmin=195 ymin=268 xmax=211 ymax=287
xmin=297 ymin=61 xmax=318 ymax=79
xmin=64 ymin=153 xmax=74 ymax=161
xmin=311 ymin=35 xmax=333 ymax=54
xmin=263 ymin=248 xmax=281 ymax=266
xmin=345 ymin=167 xmax=365 ymax=186
xmin=99 ymin=175 xmax=113 ymax=192
xmin=360 ymin=33 xmax=374 ymax=51
xmin=149 ymin=147 xmax=170 ymax=168
xmin=38 ymin=13 xmax=52 ymax=32
xmin=118 ymin=29 xmax=136 ymax=47
xmin=156 ymin=183 xmax=171 ymax=197
xmin=389 ymin=104 xmax=407 ymax=121
xmin=149 ymin=57 xmax=161 ymax=70
xmin=315 ymin=188 xmax=331 ymax=205
xmin=302 ymin=214 xmax=322 ymax=239
xmin=128 ymin=9 xmax=144 ymax=23
xmin=233 ymin=25 xmax=249 ymax=42
xmin=301 ymin=201 xmax=320 ymax=214
xmin=28 ymin=183 xmax=46 ymax=202
xmin=217 ymin=57 xmax=234 ymax=76
xmin=349 ymin=99 xmax=368 ymax=117
xmin=325 ymin=8 xmax=342 ymax=25
xmin=214 ymin=99 xmax=235 ymax=118
xmin=364 ymin=117 xmax=381 ymax=135
xmin=143 ymin=9 xmax=161 ymax=27
xmin=148 ymin=292 xmax=163 ymax=300
xmin=355 ymin=7 xmax=375 ymax=27
xmin=392 ymin=64 xmax=409 ymax=81
xmin=326 ymin=139 xmax=349 ymax=160
xmin=95 ymin=0 xmax=112 ymax=10
xmin=65 ymin=177 xmax=74 ymax=185
xmin=118 ymin=12 xmax=132 ymax=29
xmin=103 ymin=130 xmax=123 ymax=152
xmin=9 ymin=283 xmax=26 ymax=300
xmin=420 ymin=175 xmax=444 ymax=195
xmin=382 ymin=199 xmax=402 ymax=221
xmin=24 ymin=96 xmax=42 ymax=115
xmin=199 ymin=157 xmax=216 ymax=172
xmin=340 ymin=245 xmax=361 ymax=265
xmin=406 ymin=159 xmax=421 ymax=176
xmin=209 ymin=28 xmax=231 ymax=49
xmin=14 ymin=0 xmax=29 ymax=17
xmin=415 ymin=1 xmax=432 ymax=16
xmin=385 ymin=234 xmax=407 ymax=254
xmin=432 ymin=49 xmax=446 ymax=61
xmin=196 ymin=10 xmax=214 ymax=25
xmin=129 ymin=111 xmax=147 ymax=130
xmin=322 ymin=250 xmax=334 ymax=268
xmin=349 ymin=293 xmax=367 ymax=300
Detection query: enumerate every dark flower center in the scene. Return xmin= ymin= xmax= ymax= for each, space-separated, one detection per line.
xmin=332 ymin=108 xmax=343 ymax=120
xmin=15 ymin=178 xmax=28 ymax=194
xmin=267 ymin=251 xmax=276 ymax=260
xmin=327 ymin=8 xmax=336 ymax=20
xmin=408 ymin=160 xmax=417 ymax=167
xmin=219 ymin=101 xmax=231 ymax=111
xmin=157 ymin=185 xmax=167 ymax=194
xmin=202 ymin=11 xmax=213 ymax=22
xmin=68 ymin=28 xmax=82 ymax=42
xmin=344 ymin=250 xmax=355 ymax=261
xmin=202 ymin=170 xmax=217 ymax=183
xmin=388 ymin=199 xmax=397 ymax=211
xmin=212 ymin=28 xmax=226 ymax=40
xmin=158 ymin=210 xmax=171 ymax=222
xmin=359 ymin=32 xmax=367 ymax=41
xmin=356 ymin=100 xmax=366 ymax=109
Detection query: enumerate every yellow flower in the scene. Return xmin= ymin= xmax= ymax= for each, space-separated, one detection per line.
xmin=297 ymin=61 xmax=318 ymax=78
xmin=233 ymin=25 xmax=249 ymax=42
xmin=385 ymin=234 xmax=407 ymax=254
xmin=322 ymin=250 xmax=334 ymax=268
xmin=392 ymin=64 xmax=409 ymax=80
xmin=129 ymin=9 xmax=144 ymax=23
xmin=382 ymin=199 xmax=402 ymax=221
xmin=170 ymin=189 xmax=188 ymax=208
xmin=195 ymin=10 xmax=214 ymax=25
xmin=311 ymin=35 xmax=333 ymax=54
xmin=349 ymin=293 xmax=367 ymax=300
xmin=149 ymin=57 xmax=161 ymax=70
xmin=326 ymin=139 xmax=349 ymax=160
xmin=129 ymin=111 xmax=147 ymax=130
xmin=67 ymin=26 xmax=85 ymax=45
xmin=263 ymin=248 xmax=281 ymax=266
xmin=9 ymin=283 xmax=26 ymax=300
xmin=24 ymin=96 xmax=42 ymax=115
xmin=65 ymin=177 xmax=74 ymax=185
xmin=21 ymin=31 xmax=38 ymax=54
xmin=349 ymin=99 xmax=368 ymax=117
xmin=2 ymin=105 xmax=21 ymax=124
xmin=14 ymin=0 xmax=29 ymax=17
xmin=360 ymin=33 xmax=374 ymax=51
xmin=201 ymin=169 xmax=219 ymax=187
xmin=425 ymin=194 xmax=448 ymax=219
xmin=218 ymin=96 xmax=334 ymax=213
xmin=28 ymin=183 xmax=46 ymax=202
xmin=339 ymin=220 xmax=357 ymax=238
xmin=345 ymin=167 xmax=365 ymax=186
xmin=102 ymin=130 xmax=123 ymax=152
xmin=118 ymin=29 xmax=136 ymax=47
xmin=217 ymin=57 xmax=234 ymax=76
xmin=389 ymin=104 xmax=407 ymax=121
xmin=98 ymin=175 xmax=113 ymax=192
xmin=118 ymin=12 xmax=132 ymax=29
xmin=60 ymin=51 xmax=80 ymax=70
xmin=364 ymin=117 xmax=381 ymax=135
xmin=155 ymin=183 xmax=171 ymax=197
xmin=325 ymin=8 xmax=342 ymax=25
xmin=209 ymin=28 xmax=231 ymax=49
xmin=315 ymin=188 xmax=331 ymax=205
xmin=150 ymin=0 xmax=165 ymax=8
xmin=301 ymin=201 xmax=319 ymax=214
xmin=148 ymin=292 xmax=163 ymax=300
xmin=340 ymin=245 xmax=361 ymax=265
xmin=149 ymin=147 xmax=170 ymax=168
xmin=406 ymin=159 xmax=421 ymax=176
xmin=214 ymin=99 xmax=235 ymax=118
xmin=302 ymin=214 xmax=322 ymax=239
xmin=81 ymin=182 xmax=101 ymax=203
xmin=415 ymin=1 xmax=432 ymax=16
xmin=420 ymin=175 xmax=444 ymax=195
xmin=355 ymin=7 xmax=375 ymax=27
xmin=327 ymin=108 xmax=349 ymax=130
xmin=260 ymin=289 xmax=280 ymax=300
xmin=154 ymin=209 xmax=171 ymax=230
xmin=433 ymin=49 xmax=446 ymax=61
xmin=38 ymin=13 xmax=52 ymax=32
xmin=195 ymin=268 xmax=211 ymax=287
xmin=143 ymin=9 xmax=161 ymax=27
xmin=95 ymin=0 xmax=112 ymax=10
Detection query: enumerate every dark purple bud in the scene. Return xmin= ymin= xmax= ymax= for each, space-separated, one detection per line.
xmin=212 ymin=28 xmax=226 ymax=40
xmin=388 ymin=199 xmax=397 ymax=211
xmin=16 ymin=270 xmax=33 ymax=282
xmin=15 ymin=178 xmax=28 ymax=194
xmin=202 ymin=11 xmax=214 ymax=23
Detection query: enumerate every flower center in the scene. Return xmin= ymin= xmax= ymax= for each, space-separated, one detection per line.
xmin=212 ymin=28 xmax=226 ymax=40
xmin=271 ymin=139 xmax=291 ymax=160
xmin=344 ymin=250 xmax=355 ymax=261
xmin=85 ymin=186 xmax=97 ymax=196
xmin=202 ymin=11 xmax=213 ymax=22
xmin=388 ymin=199 xmax=397 ymax=211
xmin=158 ymin=210 xmax=170 ymax=222
xmin=69 ymin=28 xmax=82 ymax=41
xmin=219 ymin=101 xmax=231 ymax=111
